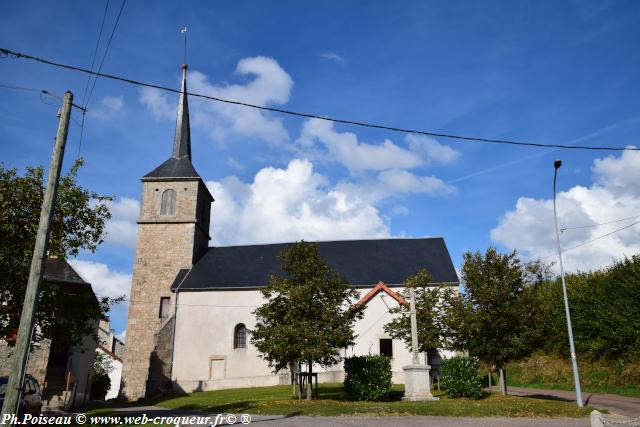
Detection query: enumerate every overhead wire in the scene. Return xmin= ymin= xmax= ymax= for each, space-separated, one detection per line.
xmin=2 ymin=47 xmax=639 ymax=152
xmin=84 ymin=0 xmax=126 ymax=109
xmin=78 ymin=0 xmax=126 ymax=159
xmin=80 ymin=0 xmax=110 ymax=108
xmin=561 ymin=214 xmax=640 ymax=232
xmin=0 ymin=83 xmax=43 ymax=93
xmin=541 ymin=220 xmax=640 ymax=260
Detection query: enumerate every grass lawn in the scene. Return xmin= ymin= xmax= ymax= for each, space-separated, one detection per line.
xmin=150 ymin=383 xmax=593 ymax=417
xmin=503 ymin=354 xmax=640 ymax=398
xmin=505 ymin=380 xmax=640 ymax=399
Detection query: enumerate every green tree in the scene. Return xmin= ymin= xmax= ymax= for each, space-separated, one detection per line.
xmin=383 ymin=269 xmax=452 ymax=357
xmin=250 ymin=241 xmax=363 ymax=400
xmin=0 ymin=160 xmax=119 ymax=348
xmin=443 ymin=247 xmax=534 ymax=394
xmin=531 ymin=256 xmax=640 ymax=362
xmin=90 ymin=351 xmax=113 ymax=400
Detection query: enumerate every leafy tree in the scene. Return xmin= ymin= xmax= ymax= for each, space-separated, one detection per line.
xmin=384 ymin=269 xmax=453 ymax=357
xmin=443 ymin=248 xmax=534 ymax=394
xmin=90 ymin=351 xmax=113 ymax=400
xmin=251 ymin=241 xmax=363 ymax=400
xmin=0 ymin=160 xmax=119 ymax=348
xmin=531 ymin=256 xmax=640 ymax=362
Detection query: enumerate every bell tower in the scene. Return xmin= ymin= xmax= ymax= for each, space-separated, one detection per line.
xmin=121 ymin=64 xmax=213 ymax=400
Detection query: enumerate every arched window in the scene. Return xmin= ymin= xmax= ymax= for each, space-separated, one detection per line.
xmin=160 ymin=189 xmax=176 ymax=215
xmin=233 ymin=323 xmax=247 ymax=349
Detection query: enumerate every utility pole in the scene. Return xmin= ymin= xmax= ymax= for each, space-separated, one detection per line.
xmin=1 ymin=91 xmax=73 ymax=418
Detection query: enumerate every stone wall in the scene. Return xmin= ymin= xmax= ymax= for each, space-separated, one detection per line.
xmin=120 ymin=177 xmax=210 ymax=400
xmin=0 ymin=339 xmax=51 ymax=387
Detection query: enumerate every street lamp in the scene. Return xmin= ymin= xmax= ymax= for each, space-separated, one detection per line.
xmin=553 ymin=159 xmax=584 ymax=408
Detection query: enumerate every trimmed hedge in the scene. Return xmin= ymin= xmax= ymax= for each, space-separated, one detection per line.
xmin=441 ymin=356 xmax=483 ymax=399
xmin=344 ymin=355 xmax=392 ymax=400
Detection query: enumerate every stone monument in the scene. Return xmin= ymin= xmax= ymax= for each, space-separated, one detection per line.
xmin=402 ymin=287 xmax=438 ymax=401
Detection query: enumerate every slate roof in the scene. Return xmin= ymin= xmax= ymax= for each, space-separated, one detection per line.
xmin=43 ymin=258 xmax=88 ymax=285
xmin=172 ymin=238 xmax=459 ymax=291
xmin=143 ymin=156 xmax=200 ymax=179
xmin=43 ymin=257 xmax=97 ymax=300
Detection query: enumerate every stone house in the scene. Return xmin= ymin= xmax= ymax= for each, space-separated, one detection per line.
xmin=120 ymin=64 xmax=459 ymax=400
xmin=0 ymin=258 xmax=98 ymax=409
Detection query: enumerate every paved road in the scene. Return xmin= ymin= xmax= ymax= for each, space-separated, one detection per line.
xmin=493 ymin=386 xmax=640 ymax=417
xmin=112 ymin=408 xmax=590 ymax=427
xmin=112 ymin=407 xmax=590 ymax=426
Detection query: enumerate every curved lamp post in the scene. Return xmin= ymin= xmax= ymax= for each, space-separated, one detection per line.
xmin=553 ymin=159 xmax=584 ymax=408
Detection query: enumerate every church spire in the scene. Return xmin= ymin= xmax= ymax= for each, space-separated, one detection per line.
xmin=172 ymin=64 xmax=191 ymax=159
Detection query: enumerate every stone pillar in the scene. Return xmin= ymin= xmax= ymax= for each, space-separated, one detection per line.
xmin=402 ymin=287 xmax=437 ymax=401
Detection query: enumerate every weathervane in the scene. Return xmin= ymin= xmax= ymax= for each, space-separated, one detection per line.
xmin=181 ymin=26 xmax=188 ymax=64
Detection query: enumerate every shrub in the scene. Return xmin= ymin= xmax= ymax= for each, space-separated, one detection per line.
xmin=441 ymin=356 xmax=483 ymax=399
xmin=90 ymin=352 xmax=113 ymax=400
xmin=90 ymin=371 xmax=111 ymax=400
xmin=344 ymin=355 xmax=392 ymax=400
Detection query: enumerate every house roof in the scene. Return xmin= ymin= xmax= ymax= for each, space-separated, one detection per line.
xmin=356 ymin=281 xmax=408 ymax=307
xmin=43 ymin=257 xmax=98 ymax=301
xmin=44 ymin=257 xmax=88 ymax=285
xmin=172 ymin=237 xmax=459 ymax=291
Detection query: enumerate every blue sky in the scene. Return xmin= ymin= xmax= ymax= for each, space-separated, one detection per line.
xmin=2 ymin=1 xmax=640 ymax=340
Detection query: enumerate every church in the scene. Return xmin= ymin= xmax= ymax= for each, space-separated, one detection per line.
xmin=120 ymin=64 xmax=459 ymax=400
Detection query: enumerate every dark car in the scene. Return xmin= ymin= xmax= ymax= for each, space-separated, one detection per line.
xmin=0 ymin=375 xmax=43 ymax=417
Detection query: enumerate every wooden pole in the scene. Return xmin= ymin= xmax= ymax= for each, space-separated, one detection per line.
xmin=0 ymin=92 xmax=73 ymax=417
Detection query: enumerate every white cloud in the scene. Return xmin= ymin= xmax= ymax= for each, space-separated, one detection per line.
xmin=491 ymin=148 xmax=640 ymax=272
xmin=103 ymin=198 xmax=139 ymax=247
xmin=406 ymin=134 xmax=461 ymax=165
xmin=593 ymin=148 xmax=640 ymax=197
xmin=298 ymin=119 xmax=460 ymax=174
xmin=68 ymin=259 xmax=131 ymax=299
xmin=336 ymin=169 xmax=455 ymax=204
xmin=140 ymin=56 xmax=293 ymax=145
xmin=299 ymin=119 xmax=424 ymax=173
xmin=206 ymin=159 xmax=390 ymax=246
xmin=116 ymin=330 xmax=126 ymax=343
xmin=139 ymin=88 xmax=173 ymax=120
xmin=391 ymin=205 xmax=409 ymax=215
xmin=226 ymin=156 xmax=244 ymax=171
xmin=319 ymin=52 xmax=345 ymax=64
xmin=88 ymin=95 xmax=124 ymax=119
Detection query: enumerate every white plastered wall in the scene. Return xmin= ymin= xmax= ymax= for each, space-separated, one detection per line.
xmin=171 ymin=285 xmax=456 ymax=392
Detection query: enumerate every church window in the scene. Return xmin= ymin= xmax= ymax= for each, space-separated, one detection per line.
xmin=160 ymin=189 xmax=176 ymax=215
xmin=380 ymin=338 xmax=393 ymax=358
xmin=233 ymin=323 xmax=247 ymax=349
xmin=159 ymin=297 xmax=170 ymax=319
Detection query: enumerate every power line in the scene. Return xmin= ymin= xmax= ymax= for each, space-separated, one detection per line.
xmin=77 ymin=0 xmax=111 ymax=159
xmin=1 ymin=84 xmax=87 ymax=112
xmin=2 ymin=46 xmax=639 ymax=152
xmin=0 ymin=83 xmax=43 ymax=93
xmin=561 ymin=214 xmax=640 ymax=232
xmin=84 ymin=0 xmax=126 ymax=110
xmin=542 ymin=220 xmax=640 ymax=260
xmin=80 ymin=0 xmax=111 ymax=108
xmin=78 ymin=0 xmax=126 ymax=159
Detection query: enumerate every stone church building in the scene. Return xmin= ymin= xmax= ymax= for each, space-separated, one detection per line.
xmin=120 ymin=65 xmax=459 ymax=400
